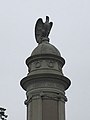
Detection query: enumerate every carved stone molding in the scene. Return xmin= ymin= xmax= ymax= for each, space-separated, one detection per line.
xmin=21 ymin=73 xmax=71 ymax=92
xmin=47 ymin=60 xmax=54 ymax=68
xmin=24 ymin=91 xmax=67 ymax=105
xmin=26 ymin=54 xmax=65 ymax=72
xmin=35 ymin=60 xmax=42 ymax=68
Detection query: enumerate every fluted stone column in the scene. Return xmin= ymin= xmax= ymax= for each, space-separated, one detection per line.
xmin=20 ymin=16 xmax=71 ymax=120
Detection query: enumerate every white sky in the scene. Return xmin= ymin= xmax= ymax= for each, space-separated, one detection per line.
xmin=0 ymin=0 xmax=90 ymax=120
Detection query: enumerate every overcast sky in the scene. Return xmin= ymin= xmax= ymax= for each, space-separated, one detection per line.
xmin=0 ymin=0 xmax=90 ymax=120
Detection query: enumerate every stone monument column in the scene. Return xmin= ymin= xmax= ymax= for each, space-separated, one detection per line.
xmin=20 ymin=16 xmax=71 ymax=120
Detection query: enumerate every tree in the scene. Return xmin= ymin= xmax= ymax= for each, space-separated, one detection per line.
xmin=0 ymin=108 xmax=8 ymax=120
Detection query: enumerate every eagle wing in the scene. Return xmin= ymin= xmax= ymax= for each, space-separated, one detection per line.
xmin=47 ymin=22 xmax=53 ymax=37
xmin=35 ymin=18 xmax=43 ymax=43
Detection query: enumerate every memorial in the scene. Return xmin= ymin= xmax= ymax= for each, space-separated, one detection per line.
xmin=20 ymin=16 xmax=71 ymax=120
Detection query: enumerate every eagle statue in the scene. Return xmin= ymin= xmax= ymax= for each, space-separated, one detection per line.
xmin=35 ymin=16 xmax=53 ymax=44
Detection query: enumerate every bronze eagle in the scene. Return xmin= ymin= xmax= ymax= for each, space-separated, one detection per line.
xmin=35 ymin=16 xmax=53 ymax=44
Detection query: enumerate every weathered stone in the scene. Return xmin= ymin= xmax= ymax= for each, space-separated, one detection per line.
xmin=20 ymin=16 xmax=71 ymax=120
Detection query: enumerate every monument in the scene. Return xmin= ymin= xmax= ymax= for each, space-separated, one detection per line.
xmin=20 ymin=16 xmax=71 ymax=120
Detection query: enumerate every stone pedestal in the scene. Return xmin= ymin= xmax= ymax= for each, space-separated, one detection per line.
xmin=20 ymin=44 xmax=71 ymax=120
